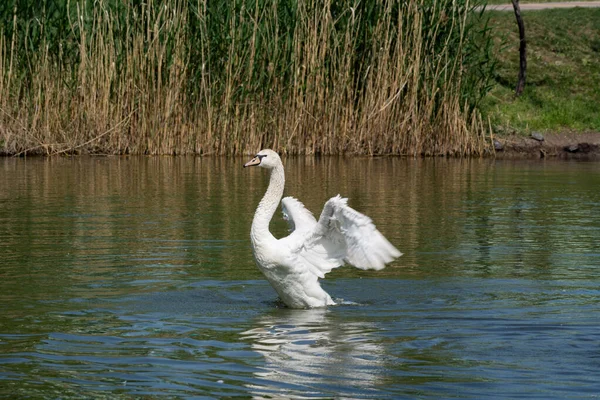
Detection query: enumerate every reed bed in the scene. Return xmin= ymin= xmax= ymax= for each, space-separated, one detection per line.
xmin=0 ymin=0 xmax=495 ymax=156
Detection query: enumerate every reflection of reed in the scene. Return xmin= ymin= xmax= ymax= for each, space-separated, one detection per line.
xmin=240 ymin=308 xmax=384 ymax=398
xmin=1 ymin=156 xmax=598 ymax=297
xmin=283 ymin=156 xmax=498 ymax=271
xmin=1 ymin=157 xmax=264 ymax=302
xmin=282 ymin=157 xmax=600 ymax=276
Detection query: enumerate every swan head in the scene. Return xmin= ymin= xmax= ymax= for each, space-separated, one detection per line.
xmin=244 ymin=149 xmax=281 ymax=169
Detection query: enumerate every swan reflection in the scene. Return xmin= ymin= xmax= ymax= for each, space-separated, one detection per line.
xmin=241 ymin=307 xmax=384 ymax=398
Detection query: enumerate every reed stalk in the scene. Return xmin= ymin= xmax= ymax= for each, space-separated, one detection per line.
xmin=0 ymin=0 xmax=495 ymax=156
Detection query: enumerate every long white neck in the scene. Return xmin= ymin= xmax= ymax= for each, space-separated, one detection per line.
xmin=251 ymin=162 xmax=285 ymax=246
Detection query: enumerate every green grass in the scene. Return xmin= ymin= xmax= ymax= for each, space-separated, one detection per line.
xmin=481 ymin=8 xmax=600 ymax=135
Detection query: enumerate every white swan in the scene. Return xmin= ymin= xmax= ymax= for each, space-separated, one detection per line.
xmin=244 ymin=149 xmax=402 ymax=308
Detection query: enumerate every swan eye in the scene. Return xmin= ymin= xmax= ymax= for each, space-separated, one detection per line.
xmin=257 ymin=154 xmax=267 ymax=160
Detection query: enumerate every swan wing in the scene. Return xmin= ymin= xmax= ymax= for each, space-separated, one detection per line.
xmin=321 ymin=195 xmax=402 ymax=270
xmin=289 ymin=195 xmax=401 ymax=278
xmin=281 ymin=196 xmax=317 ymax=233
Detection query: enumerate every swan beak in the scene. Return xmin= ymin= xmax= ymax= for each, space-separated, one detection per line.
xmin=244 ymin=156 xmax=261 ymax=168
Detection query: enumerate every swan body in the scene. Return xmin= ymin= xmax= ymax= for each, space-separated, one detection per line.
xmin=244 ymin=149 xmax=402 ymax=308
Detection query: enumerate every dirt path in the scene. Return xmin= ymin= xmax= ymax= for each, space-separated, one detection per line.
xmin=485 ymin=1 xmax=600 ymax=11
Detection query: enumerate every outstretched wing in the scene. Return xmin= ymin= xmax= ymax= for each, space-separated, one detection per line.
xmin=287 ymin=195 xmax=402 ymax=279
xmin=281 ymin=196 xmax=317 ymax=233
xmin=318 ymin=195 xmax=402 ymax=270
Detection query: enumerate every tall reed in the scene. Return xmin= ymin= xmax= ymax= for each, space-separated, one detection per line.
xmin=0 ymin=0 xmax=495 ymax=156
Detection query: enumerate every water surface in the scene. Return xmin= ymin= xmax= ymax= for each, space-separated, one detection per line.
xmin=1 ymin=156 xmax=599 ymax=398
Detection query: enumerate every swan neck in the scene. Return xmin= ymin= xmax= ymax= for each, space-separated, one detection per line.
xmin=251 ymin=164 xmax=285 ymax=241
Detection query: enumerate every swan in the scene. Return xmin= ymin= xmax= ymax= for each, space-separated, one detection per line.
xmin=244 ymin=149 xmax=402 ymax=308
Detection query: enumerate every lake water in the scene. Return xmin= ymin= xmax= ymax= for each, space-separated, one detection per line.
xmin=1 ymin=156 xmax=599 ymax=399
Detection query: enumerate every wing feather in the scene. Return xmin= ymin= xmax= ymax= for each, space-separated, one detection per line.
xmin=286 ymin=195 xmax=402 ymax=279
xmin=281 ymin=196 xmax=317 ymax=233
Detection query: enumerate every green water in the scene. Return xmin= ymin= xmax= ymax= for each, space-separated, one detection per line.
xmin=1 ymin=156 xmax=599 ymax=398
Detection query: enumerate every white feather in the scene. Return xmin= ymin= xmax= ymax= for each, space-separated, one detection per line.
xmin=281 ymin=196 xmax=316 ymax=233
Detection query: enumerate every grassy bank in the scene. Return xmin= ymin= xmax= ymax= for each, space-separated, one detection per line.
xmin=482 ymin=8 xmax=600 ymax=136
xmin=0 ymin=0 xmax=494 ymax=156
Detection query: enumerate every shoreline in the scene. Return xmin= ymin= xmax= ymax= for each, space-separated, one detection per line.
xmin=483 ymin=1 xmax=600 ymax=11
xmin=493 ymin=132 xmax=600 ymax=159
xmin=3 ymin=132 xmax=600 ymax=159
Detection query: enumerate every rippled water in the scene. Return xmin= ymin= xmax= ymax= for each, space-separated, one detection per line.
xmin=1 ymin=156 xmax=599 ymax=398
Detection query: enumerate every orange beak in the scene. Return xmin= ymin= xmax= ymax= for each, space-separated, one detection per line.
xmin=244 ymin=156 xmax=261 ymax=168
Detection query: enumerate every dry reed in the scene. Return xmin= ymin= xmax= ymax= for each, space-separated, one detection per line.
xmin=0 ymin=0 xmax=494 ymax=156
